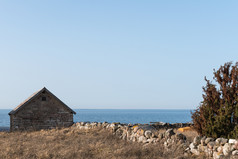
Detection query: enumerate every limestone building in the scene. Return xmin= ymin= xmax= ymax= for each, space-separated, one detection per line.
xmin=9 ymin=87 xmax=76 ymax=131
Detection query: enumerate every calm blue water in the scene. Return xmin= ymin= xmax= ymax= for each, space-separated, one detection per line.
xmin=0 ymin=109 xmax=192 ymax=127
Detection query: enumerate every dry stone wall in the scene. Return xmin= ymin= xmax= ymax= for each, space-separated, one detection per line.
xmin=73 ymin=122 xmax=238 ymax=159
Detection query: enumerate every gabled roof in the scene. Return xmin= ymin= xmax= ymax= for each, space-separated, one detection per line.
xmin=9 ymin=87 xmax=76 ymax=115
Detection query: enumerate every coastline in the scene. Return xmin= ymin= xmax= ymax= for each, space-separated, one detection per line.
xmin=0 ymin=127 xmax=9 ymax=132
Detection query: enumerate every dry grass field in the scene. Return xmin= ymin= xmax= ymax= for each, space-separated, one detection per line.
xmin=0 ymin=127 xmax=204 ymax=159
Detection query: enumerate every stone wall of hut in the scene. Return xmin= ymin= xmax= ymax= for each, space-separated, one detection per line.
xmin=10 ymin=91 xmax=74 ymax=131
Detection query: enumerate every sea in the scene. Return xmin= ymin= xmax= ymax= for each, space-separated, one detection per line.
xmin=0 ymin=109 xmax=192 ymax=127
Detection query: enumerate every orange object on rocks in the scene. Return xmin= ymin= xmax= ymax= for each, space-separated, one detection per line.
xmin=178 ymin=127 xmax=192 ymax=132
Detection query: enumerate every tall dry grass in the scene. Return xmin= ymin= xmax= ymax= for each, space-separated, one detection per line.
xmin=0 ymin=127 xmax=205 ymax=159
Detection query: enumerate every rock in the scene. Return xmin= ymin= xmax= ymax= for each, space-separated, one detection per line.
xmin=155 ymin=138 xmax=160 ymax=143
xmin=84 ymin=126 xmax=89 ymax=130
xmin=206 ymin=148 xmax=213 ymax=157
xmin=165 ymin=129 xmax=175 ymax=138
xmin=160 ymin=138 xmax=166 ymax=143
xmin=189 ymin=142 xmax=196 ymax=150
xmin=201 ymin=136 xmax=207 ymax=146
xmin=205 ymin=137 xmax=214 ymax=144
xmin=102 ymin=122 xmax=108 ymax=128
xmin=122 ymin=133 xmax=127 ymax=140
xmin=138 ymin=136 xmax=147 ymax=143
xmin=213 ymin=145 xmax=218 ymax=151
xmin=144 ymin=130 xmax=153 ymax=138
xmin=232 ymin=150 xmax=238 ymax=156
xmin=109 ymin=123 xmax=118 ymax=132
xmin=229 ymin=139 xmax=237 ymax=144
xmin=193 ymin=136 xmax=201 ymax=145
xmin=223 ymin=143 xmax=232 ymax=156
xmin=215 ymin=138 xmax=228 ymax=146
xmin=97 ymin=122 xmax=101 ymax=127
xmin=126 ymin=131 xmax=131 ymax=140
xmin=130 ymin=135 xmax=137 ymax=142
xmin=115 ymin=128 xmax=123 ymax=136
xmin=202 ymin=145 xmax=208 ymax=152
xmin=207 ymin=141 xmax=216 ymax=149
xmin=176 ymin=133 xmax=186 ymax=141
xmin=217 ymin=146 xmax=223 ymax=153
xmin=157 ymin=133 xmax=164 ymax=139
xmin=147 ymin=138 xmax=156 ymax=143
xmin=166 ymin=138 xmax=173 ymax=145
xmin=213 ymin=151 xmax=225 ymax=159
xmin=198 ymin=145 xmax=208 ymax=153
xmin=190 ymin=148 xmax=200 ymax=155
xmin=124 ymin=126 xmax=129 ymax=131
xmin=85 ymin=122 xmax=90 ymax=126
xmin=234 ymin=141 xmax=238 ymax=150
xmin=185 ymin=147 xmax=190 ymax=152
xmin=90 ymin=122 xmax=97 ymax=127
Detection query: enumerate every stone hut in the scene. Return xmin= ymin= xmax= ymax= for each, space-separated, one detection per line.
xmin=9 ymin=87 xmax=76 ymax=131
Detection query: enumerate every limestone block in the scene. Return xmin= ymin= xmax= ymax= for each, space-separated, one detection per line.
xmin=223 ymin=143 xmax=233 ymax=156
xmin=217 ymin=146 xmax=223 ymax=153
xmin=190 ymin=148 xmax=200 ymax=155
xmin=189 ymin=142 xmax=196 ymax=150
xmin=207 ymin=141 xmax=216 ymax=149
xmin=157 ymin=133 xmax=164 ymax=139
xmin=193 ymin=136 xmax=201 ymax=145
xmin=205 ymin=137 xmax=214 ymax=144
xmin=144 ymin=130 xmax=153 ymax=138
xmin=165 ymin=129 xmax=175 ymax=138
xmin=232 ymin=150 xmax=238 ymax=156
xmin=229 ymin=139 xmax=237 ymax=144
xmin=201 ymin=136 xmax=207 ymax=146
xmin=215 ymin=138 xmax=228 ymax=146
xmin=138 ymin=136 xmax=147 ymax=143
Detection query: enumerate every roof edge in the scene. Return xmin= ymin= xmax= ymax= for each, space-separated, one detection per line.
xmin=9 ymin=87 xmax=76 ymax=115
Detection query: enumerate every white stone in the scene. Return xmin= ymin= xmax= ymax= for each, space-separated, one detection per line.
xmin=223 ymin=143 xmax=232 ymax=156
xmin=190 ymin=148 xmax=200 ymax=155
xmin=215 ymin=138 xmax=228 ymax=146
xmin=205 ymin=137 xmax=214 ymax=144
xmin=198 ymin=145 xmax=204 ymax=151
xmin=147 ymin=138 xmax=156 ymax=143
xmin=138 ymin=136 xmax=147 ymax=143
xmin=144 ymin=130 xmax=152 ymax=138
xmin=229 ymin=139 xmax=237 ymax=144
xmin=217 ymin=146 xmax=223 ymax=153
xmin=189 ymin=143 xmax=196 ymax=150
xmin=232 ymin=150 xmax=238 ymax=156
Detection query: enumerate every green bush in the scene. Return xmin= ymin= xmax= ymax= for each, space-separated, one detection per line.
xmin=192 ymin=62 xmax=238 ymax=138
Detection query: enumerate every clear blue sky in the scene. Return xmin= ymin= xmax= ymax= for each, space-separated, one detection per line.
xmin=0 ymin=1 xmax=237 ymax=109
